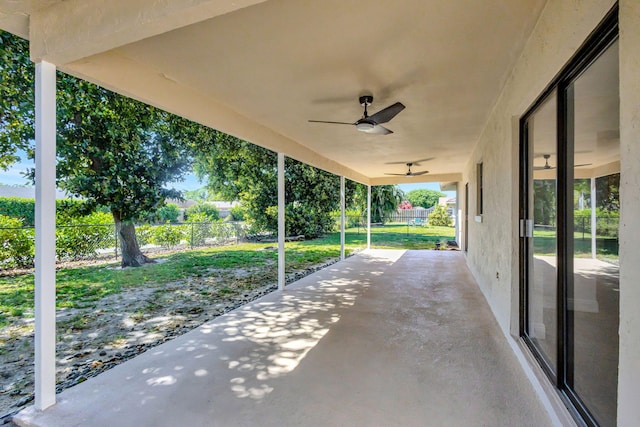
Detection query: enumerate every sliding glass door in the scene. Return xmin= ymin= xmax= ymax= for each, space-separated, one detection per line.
xmin=520 ymin=8 xmax=619 ymax=426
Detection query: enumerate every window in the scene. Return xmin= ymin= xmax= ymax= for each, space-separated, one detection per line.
xmin=476 ymin=162 xmax=483 ymax=215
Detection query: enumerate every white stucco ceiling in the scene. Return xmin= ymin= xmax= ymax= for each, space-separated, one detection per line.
xmin=1 ymin=0 xmax=548 ymax=185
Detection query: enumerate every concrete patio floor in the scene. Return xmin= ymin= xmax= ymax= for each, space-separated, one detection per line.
xmin=15 ymin=249 xmax=553 ymax=427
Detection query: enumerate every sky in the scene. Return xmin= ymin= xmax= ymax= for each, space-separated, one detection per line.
xmin=1 ymin=152 xmax=455 ymax=197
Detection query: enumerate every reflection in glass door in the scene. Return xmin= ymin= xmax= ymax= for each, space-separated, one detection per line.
xmin=520 ymin=9 xmax=618 ymax=426
xmin=524 ymin=92 xmax=558 ymax=376
xmin=567 ymin=40 xmax=619 ymax=427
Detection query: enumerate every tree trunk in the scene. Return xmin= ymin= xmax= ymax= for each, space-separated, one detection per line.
xmin=113 ymin=212 xmax=154 ymax=267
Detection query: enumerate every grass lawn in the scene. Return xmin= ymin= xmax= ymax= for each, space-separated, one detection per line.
xmin=533 ymin=229 xmax=619 ymax=259
xmin=0 ymin=225 xmax=456 ymax=328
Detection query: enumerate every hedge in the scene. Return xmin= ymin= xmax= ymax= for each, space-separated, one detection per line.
xmin=0 ymin=197 xmax=89 ymax=226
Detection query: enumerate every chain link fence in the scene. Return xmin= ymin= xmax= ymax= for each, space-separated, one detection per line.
xmin=0 ymin=221 xmax=248 ymax=270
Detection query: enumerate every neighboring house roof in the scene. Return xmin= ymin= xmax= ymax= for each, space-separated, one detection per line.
xmin=438 ymin=197 xmax=456 ymax=206
xmin=0 ymin=185 xmax=75 ymax=200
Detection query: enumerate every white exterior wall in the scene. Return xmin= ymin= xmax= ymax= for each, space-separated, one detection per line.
xmin=464 ymin=0 xmax=616 ymax=333
xmin=463 ymin=0 xmax=640 ymax=423
xmin=617 ymin=1 xmax=640 ymax=425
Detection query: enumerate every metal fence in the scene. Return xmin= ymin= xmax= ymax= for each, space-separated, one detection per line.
xmin=573 ymin=215 xmax=619 ymax=239
xmin=0 ymin=221 xmax=248 ymax=270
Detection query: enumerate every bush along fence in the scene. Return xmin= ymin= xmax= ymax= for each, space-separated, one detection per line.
xmin=0 ymin=220 xmax=248 ymax=270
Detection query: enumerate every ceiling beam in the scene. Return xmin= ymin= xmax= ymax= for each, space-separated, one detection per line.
xmin=29 ymin=0 xmax=268 ymax=63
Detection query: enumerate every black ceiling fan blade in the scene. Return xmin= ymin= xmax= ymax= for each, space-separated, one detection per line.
xmin=384 ymin=173 xmax=407 ymax=176
xmin=410 ymin=170 xmax=429 ymax=176
xmin=385 ymin=157 xmax=435 ymax=166
xmin=364 ymin=124 xmax=393 ymax=135
xmin=533 ymin=166 xmax=556 ymax=170
xmin=367 ymin=102 xmax=405 ymax=124
xmin=308 ymin=120 xmax=355 ymax=125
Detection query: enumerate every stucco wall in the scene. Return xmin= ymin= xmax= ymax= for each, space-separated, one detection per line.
xmin=618 ymin=1 xmax=640 ymax=425
xmin=463 ymin=0 xmax=616 ymax=333
xmin=463 ymin=0 xmax=639 ymax=424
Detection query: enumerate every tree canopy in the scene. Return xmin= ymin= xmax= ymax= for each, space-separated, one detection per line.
xmin=0 ymin=31 xmax=34 ymax=169
xmin=358 ymin=185 xmax=404 ymax=224
xmin=194 ymin=137 xmax=345 ymax=238
xmin=405 ymin=189 xmax=445 ymax=209
xmin=0 ymin=30 xmax=203 ymax=266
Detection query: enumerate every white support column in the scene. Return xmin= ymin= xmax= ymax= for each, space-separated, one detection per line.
xmin=340 ymin=176 xmax=345 ymax=260
xmin=367 ymin=185 xmax=371 ymax=250
xmin=34 ymin=61 xmax=57 ymax=411
xmin=277 ymin=153 xmax=285 ymax=290
xmin=453 ymin=185 xmax=460 ymax=244
xmin=591 ymin=177 xmax=597 ymax=259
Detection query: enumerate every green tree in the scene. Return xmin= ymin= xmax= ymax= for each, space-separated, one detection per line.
xmin=194 ymin=138 xmax=343 ymax=237
xmin=405 ymin=189 xmax=445 ymax=208
xmin=0 ymin=31 xmax=201 ymax=266
xmin=533 ymin=180 xmax=556 ymax=226
xmin=146 ymin=203 xmax=181 ymax=224
xmin=0 ymin=32 xmax=33 ymax=170
xmin=185 ymin=202 xmax=220 ymax=222
xmin=352 ymin=185 xmax=403 ymax=224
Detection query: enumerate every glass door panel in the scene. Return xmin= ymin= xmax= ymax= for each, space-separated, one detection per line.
xmin=569 ymin=40 xmax=619 ymax=427
xmin=526 ymin=92 xmax=558 ymax=373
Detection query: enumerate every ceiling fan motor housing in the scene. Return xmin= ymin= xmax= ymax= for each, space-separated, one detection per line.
xmin=359 ymin=95 xmax=373 ymax=106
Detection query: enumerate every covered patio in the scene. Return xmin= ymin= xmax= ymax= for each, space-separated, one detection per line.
xmin=2 ymin=1 xmax=639 ymax=425
xmin=15 ymin=250 xmax=552 ymax=426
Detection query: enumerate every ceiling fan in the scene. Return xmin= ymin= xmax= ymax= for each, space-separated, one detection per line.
xmin=534 ymin=154 xmax=592 ymax=170
xmin=385 ymin=162 xmax=428 ymax=177
xmin=308 ymin=95 xmax=405 ymax=135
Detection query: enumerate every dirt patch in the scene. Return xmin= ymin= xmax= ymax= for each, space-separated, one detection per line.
xmin=0 ymin=257 xmax=343 ymax=421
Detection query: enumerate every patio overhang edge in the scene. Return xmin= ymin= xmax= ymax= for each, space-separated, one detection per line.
xmin=369 ymin=173 xmax=462 ymax=187
xmin=28 ymin=0 xmax=269 ymax=64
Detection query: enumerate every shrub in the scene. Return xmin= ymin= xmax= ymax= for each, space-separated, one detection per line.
xmin=229 ymin=204 xmax=245 ymax=221
xmin=428 ymin=205 xmax=452 ymax=227
xmin=285 ymin=204 xmax=334 ymax=238
xmin=149 ymin=203 xmax=181 ymax=223
xmin=151 ymin=222 xmax=185 ymax=248
xmin=184 ymin=212 xmax=211 ymax=246
xmin=0 ymin=215 xmax=34 ymax=268
xmin=135 ymin=224 xmax=154 ymax=246
xmin=0 ymin=197 xmax=91 ymax=226
xmin=56 ymin=212 xmax=113 ymax=260
xmin=574 ymin=208 xmax=619 ymax=238
xmin=185 ymin=202 xmax=220 ymax=221
xmin=345 ymin=209 xmax=363 ymax=228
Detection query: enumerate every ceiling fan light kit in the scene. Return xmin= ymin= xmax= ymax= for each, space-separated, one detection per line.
xmin=356 ymin=122 xmax=375 ymax=132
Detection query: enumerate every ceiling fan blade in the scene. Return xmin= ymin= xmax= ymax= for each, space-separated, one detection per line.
xmin=308 ymin=120 xmax=355 ymax=125
xmin=367 ymin=102 xmax=405 ymax=124
xmin=363 ymin=124 xmax=393 ymax=135
xmin=533 ymin=166 xmax=556 ymax=170
xmin=385 ymin=157 xmax=434 ymax=166
xmin=410 ymin=170 xmax=429 ymax=176
xmin=384 ymin=173 xmax=407 ymax=176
